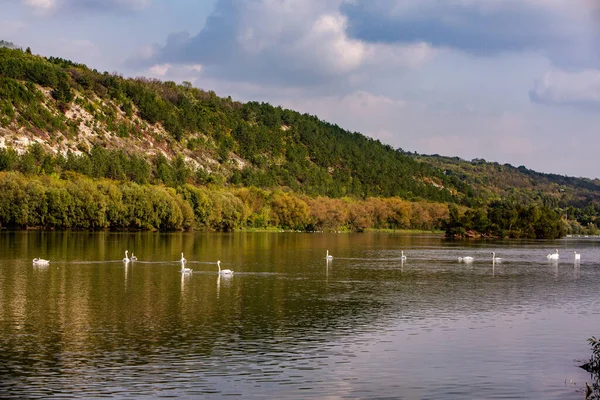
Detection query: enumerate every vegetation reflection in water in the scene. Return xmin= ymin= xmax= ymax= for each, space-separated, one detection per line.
xmin=0 ymin=231 xmax=599 ymax=399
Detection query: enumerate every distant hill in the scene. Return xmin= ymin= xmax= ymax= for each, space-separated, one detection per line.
xmin=414 ymin=154 xmax=600 ymax=208
xmin=0 ymin=45 xmax=598 ymax=235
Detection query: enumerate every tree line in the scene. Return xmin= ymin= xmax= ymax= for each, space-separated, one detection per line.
xmin=0 ymin=171 xmax=450 ymax=232
xmin=443 ymin=200 xmax=565 ymax=239
xmin=2 ymin=142 xmax=587 ymax=237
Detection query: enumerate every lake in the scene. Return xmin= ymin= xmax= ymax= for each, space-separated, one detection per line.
xmin=0 ymin=231 xmax=598 ymax=399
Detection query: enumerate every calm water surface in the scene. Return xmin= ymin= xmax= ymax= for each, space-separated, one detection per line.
xmin=0 ymin=231 xmax=599 ymax=399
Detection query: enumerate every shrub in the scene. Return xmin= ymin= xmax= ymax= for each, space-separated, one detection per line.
xmin=581 ymin=336 xmax=600 ymax=398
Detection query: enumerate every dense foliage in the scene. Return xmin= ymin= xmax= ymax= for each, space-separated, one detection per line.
xmin=443 ymin=201 xmax=565 ymax=239
xmin=418 ymin=154 xmax=600 ymax=234
xmin=0 ymin=171 xmax=449 ymax=232
xmin=0 ymin=171 xmax=193 ymax=231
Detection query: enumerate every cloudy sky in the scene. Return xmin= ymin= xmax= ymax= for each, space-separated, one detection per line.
xmin=2 ymin=0 xmax=600 ymax=178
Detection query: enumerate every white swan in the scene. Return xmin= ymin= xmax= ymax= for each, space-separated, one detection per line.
xmin=123 ymin=250 xmax=130 ymax=263
xmin=325 ymin=250 xmax=333 ymax=260
xmin=180 ymin=252 xmax=187 ymax=263
xmin=32 ymin=258 xmax=49 ymax=265
xmin=401 ymin=251 xmax=407 ymax=260
xmin=217 ymin=260 xmax=233 ymax=275
xmin=574 ymin=251 xmax=581 ymax=261
xmin=547 ymin=249 xmax=559 ymax=260
xmin=491 ymin=252 xmax=502 ymax=262
xmin=131 ymin=253 xmax=138 ymax=261
xmin=180 ymin=260 xmax=192 ymax=274
xmin=458 ymin=256 xmax=474 ymax=263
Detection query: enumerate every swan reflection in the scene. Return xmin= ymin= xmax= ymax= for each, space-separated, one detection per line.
xmin=181 ymin=270 xmax=191 ymax=292
xmin=180 ymin=259 xmax=192 ymax=274
xmin=124 ymin=262 xmax=129 ymax=287
xmin=217 ymin=272 xmax=232 ymax=298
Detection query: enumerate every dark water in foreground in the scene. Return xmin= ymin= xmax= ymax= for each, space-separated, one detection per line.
xmin=0 ymin=231 xmax=598 ymax=399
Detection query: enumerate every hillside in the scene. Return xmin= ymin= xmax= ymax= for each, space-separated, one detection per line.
xmin=415 ymin=154 xmax=600 ymax=209
xmin=0 ymin=44 xmax=598 ymax=236
xmin=0 ymin=45 xmax=467 ymax=202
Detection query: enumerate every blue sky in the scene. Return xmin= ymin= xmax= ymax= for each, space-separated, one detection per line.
xmin=1 ymin=0 xmax=600 ymax=179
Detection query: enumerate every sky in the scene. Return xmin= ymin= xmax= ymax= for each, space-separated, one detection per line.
xmin=1 ymin=0 xmax=600 ymax=179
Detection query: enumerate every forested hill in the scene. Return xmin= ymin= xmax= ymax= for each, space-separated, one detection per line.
xmin=0 ymin=44 xmax=598 ymax=236
xmin=414 ymin=154 xmax=600 ymax=208
xmin=0 ymin=45 xmax=466 ymax=202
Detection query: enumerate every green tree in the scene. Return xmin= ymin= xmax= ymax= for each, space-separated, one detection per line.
xmin=51 ymin=73 xmax=73 ymax=105
xmin=443 ymin=204 xmax=465 ymax=237
xmin=270 ymin=192 xmax=310 ymax=230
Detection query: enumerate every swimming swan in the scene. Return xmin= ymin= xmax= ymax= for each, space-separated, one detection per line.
xmin=401 ymin=251 xmax=407 ymax=260
xmin=180 ymin=252 xmax=187 ymax=263
xmin=131 ymin=253 xmax=138 ymax=261
xmin=32 ymin=258 xmax=49 ymax=265
xmin=123 ymin=250 xmax=130 ymax=263
xmin=458 ymin=256 xmax=474 ymax=263
xmin=491 ymin=252 xmax=502 ymax=262
xmin=326 ymin=250 xmax=333 ymax=260
xmin=574 ymin=251 xmax=581 ymax=261
xmin=180 ymin=260 xmax=192 ymax=274
xmin=217 ymin=260 xmax=233 ymax=275
xmin=547 ymin=249 xmax=559 ymax=260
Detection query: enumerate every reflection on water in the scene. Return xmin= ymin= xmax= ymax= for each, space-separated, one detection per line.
xmin=0 ymin=231 xmax=599 ymax=399
xmin=180 ymin=269 xmax=190 ymax=293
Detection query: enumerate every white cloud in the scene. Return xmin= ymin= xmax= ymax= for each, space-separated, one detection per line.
xmin=149 ymin=63 xmax=171 ymax=76
xmin=147 ymin=63 xmax=204 ymax=84
xmin=296 ymin=13 xmax=367 ymax=73
xmin=23 ymin=0 xmax=55 ymax=12
xmin=530 ymin=68 xmax=600 ymax=107
xmin=234 ymin=4 xmax=370 ymax=75
xmin=144 ymin=0 xmax=435 ymax=89
xmin=21 ymin=0 xmax=151 ymax=15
